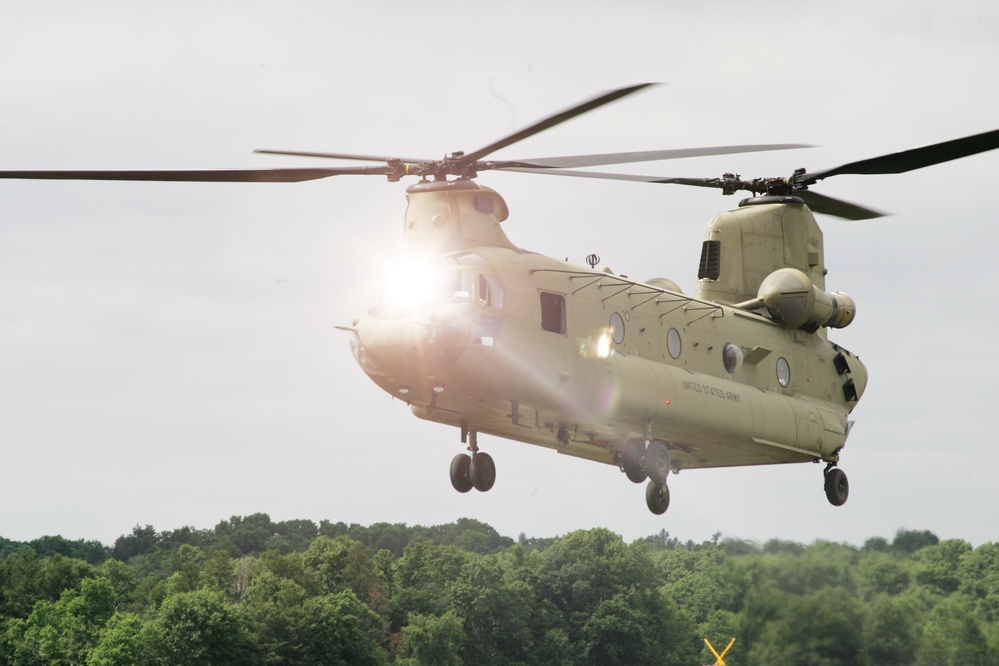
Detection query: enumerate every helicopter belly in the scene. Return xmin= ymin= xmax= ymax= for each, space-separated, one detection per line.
xmin=389 ymin=341 xmax=848 ymax=472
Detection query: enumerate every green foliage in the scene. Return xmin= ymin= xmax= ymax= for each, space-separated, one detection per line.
xmin=397 ymin=610 xmax=465 ymax=666
xmin=151 ymin=588 xmax=258 ymax=665
xmin=86 ymin=611 xmax=146 ymax=666
xmin=293 ymin=592 xmax=386 ymax=666
xmin=4 ymin=518 xmax=999 ymax=665
xmin=892 ymin=528 xmax=940 ymax=554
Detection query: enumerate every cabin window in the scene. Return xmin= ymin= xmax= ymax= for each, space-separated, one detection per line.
xmin=667 ymin=328 xmax=682 ymax=359
xmin=776 ymin=357 xmax=791 ymax=387
xmin=610 ymin=312 xmax=625 ymax=344
xmin=540 ymin=291 xmax=566 ymax=334
xmin=723 ymin=343 xmax=744 ymax=373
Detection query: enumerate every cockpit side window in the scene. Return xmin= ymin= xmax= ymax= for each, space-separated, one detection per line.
xmin=479 ymin=274 xmax=504 ymax=309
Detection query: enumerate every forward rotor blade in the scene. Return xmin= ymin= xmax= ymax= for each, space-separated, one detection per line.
xmin=797 ymin=190 xmax=886 ymax=220
xmin=490 ymin=143 xmax=812 ymax=169
xmin=459 ymin=83 xmax=658 ymax=165
xmin=800 ymin=127 xmax=999 ymax=185
xmin=254 ymin=149 xmax=432 ymax=164
xmin=0 ymin=166 xmax=392 ymax=183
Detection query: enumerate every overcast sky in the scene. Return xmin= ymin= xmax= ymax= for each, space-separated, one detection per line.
xmin=1 ymin=1 xmax=998 ymax=548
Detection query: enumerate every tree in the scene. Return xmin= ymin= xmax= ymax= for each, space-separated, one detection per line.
xmin=86 ymin=612 xmax=149 ymax=666
xmin=28 ymin=536 xmax=108 ymax=566
xmin=959 ymin=542 xmax=999 ymax=621
xmin=746 ymin=587 xmax=864 ymax=665
xmin=892 ymin=529 xmax=939 ymax=554
xmin=241 ymin=569 xmax=308 ymax=664
xmin=303 ymin=536 xmax=386 ymax=610
xmin=855 ymin=551 xmax=911 ymax=599
xmin=3 ymin=577 xmax=115 ymax=665
xmin=293 ymin=591 xmax=386 ymax=666
xmin=916 ymin=539 xmax=972 ymax=594
xmin=111 ymin=525 xmax=159 ymax=562
xmin=0 ymin=548 xmax=43 ymax=618
xmin=443 ymin=555 xmax=535 ymax=663
xmin=396 ymin=611 xmax=464 ymax=666
xmin=656 ymin=544 xmax=738 ymax=626
xmin=392 ymin=542 xmax=470 ymax=621
xmin=532 ymin=529 xmax=697 ymax=663
xmin=580 ymin=588 xmax=696 ymax=665
xmin=213 ymin=514 xmax=275 ymax=556
xmin=150 ymin=588 xmax=258 ymax=665
xmin=862 ymin=595 xmax=919 ymax=665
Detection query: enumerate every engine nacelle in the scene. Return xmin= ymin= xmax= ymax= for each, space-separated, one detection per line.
xmin=758 ymin=268 xmax=856 ymax=331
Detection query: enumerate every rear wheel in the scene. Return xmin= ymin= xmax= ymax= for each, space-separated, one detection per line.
xmin=470 ymin=452 xmax=496 ymax=492
xmin=824 ymin=468 xmax=849 ymax=506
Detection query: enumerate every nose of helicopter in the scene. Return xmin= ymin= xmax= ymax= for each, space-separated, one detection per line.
xmin=351 ymin=301 xmax=475 ymax=394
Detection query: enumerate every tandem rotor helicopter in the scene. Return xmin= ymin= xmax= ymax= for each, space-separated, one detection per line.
xmin=4 ymin=83 xmax=999 ymax=515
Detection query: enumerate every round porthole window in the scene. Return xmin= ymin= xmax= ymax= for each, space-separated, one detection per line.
xmin=776 ymin=357 xmax=791 ymax=387
xmin=610 ymin=312 xmax=625 ymax=344
xmin=667 ymin=328 xmax=682 ymax=359
xmin=723 ymin=343 xmax=743 ymax=373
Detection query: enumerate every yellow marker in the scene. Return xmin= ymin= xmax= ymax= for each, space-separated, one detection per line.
xmin=704 ymin=637 xmax=736 ymax=666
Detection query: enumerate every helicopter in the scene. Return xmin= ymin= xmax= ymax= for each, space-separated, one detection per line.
xmin=3 ymin=83 xmax=998 ymax=515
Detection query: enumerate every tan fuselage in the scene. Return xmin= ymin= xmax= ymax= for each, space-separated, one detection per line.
xmin=351 ymin=181 xmax=866 ymax=475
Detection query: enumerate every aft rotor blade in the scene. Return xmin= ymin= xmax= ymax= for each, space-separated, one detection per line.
xmin=459 ymin=83 xmax=657 ymax=165
xmin=497 ymin=166 xmax=725 ymax=188
xmin=504 ymin=167 xmax=886 ymax=220
xmin=800 ymin=127 xmax=999 ymax=185
xmin=0 ymin=166 xmax=392 ymax=183
xmin=490 ymin=143 xmax=812 ymax=169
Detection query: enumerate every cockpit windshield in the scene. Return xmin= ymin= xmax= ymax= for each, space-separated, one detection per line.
xmin=376 ymin=253 xmax=504 ymax=311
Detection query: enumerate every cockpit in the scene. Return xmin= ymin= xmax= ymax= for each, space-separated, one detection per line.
xmin=373 ymin=251 xmax=505 ymax=316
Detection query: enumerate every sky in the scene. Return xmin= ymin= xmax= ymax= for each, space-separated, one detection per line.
xmin=1 ymin=0 xmax=998 ymax=549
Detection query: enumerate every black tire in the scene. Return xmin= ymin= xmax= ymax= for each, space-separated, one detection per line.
xmin=622 ymin=441 xmax=648 ymax=483
xmin=470 ymin=452 xmax=496 ymax=492
xmin=646 ymin=481 xmax=670 ymax=515
xmin=450 ymin=453 xmax=473 ymax=493
xmin=824 ymin=468 xmax=849 ymax=506
xmin=645 ymin=441 xmax=671 ymax=486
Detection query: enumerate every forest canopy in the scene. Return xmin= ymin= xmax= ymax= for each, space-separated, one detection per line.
xmin=1 ymin=515 xmax=998 ymax=665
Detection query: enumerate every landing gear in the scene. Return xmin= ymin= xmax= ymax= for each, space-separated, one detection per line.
xmin=646 ymin=481 xmax=670 ymax=515
xmin=620 ymin=439 xmax=673 ymax=514
xmin=450 ymin=426 xmax=496 ymax=493
xmin=824 ymin=466 xmax=849 ymax=506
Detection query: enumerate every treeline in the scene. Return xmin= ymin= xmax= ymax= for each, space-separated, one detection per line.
xmin=1 ymin=515 xmax=998 ymax=665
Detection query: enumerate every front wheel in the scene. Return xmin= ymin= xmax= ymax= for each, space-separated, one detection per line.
xmin=450 ymin=453 xmax=473 ymax=493
xmin=470 ymin=452 xmax=496 ymax=492
xmin=824 ymin=468 xmax=849 ymax=506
